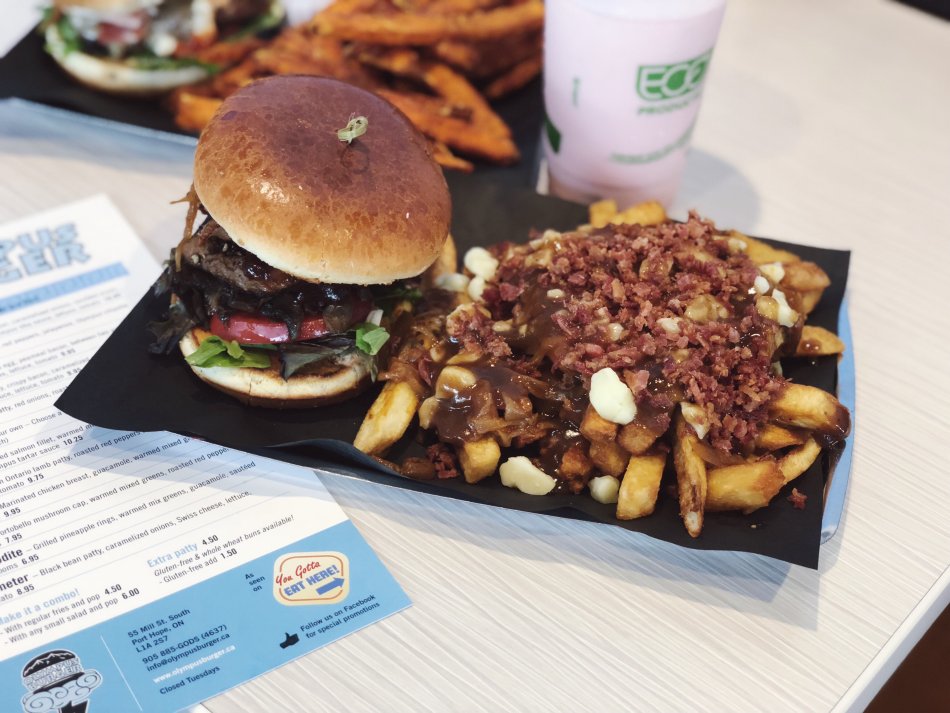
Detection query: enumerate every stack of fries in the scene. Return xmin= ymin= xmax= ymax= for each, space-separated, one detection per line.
xmin=170 ymin=0 xmax=543 ymax=170
xmin=355 ymin=202 xmax=851 ymax=538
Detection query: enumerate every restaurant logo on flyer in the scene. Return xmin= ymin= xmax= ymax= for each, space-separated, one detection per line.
xmin=18 ymin=648 xmax=102 ymax=713
xmin=273 ymin=552 xmax=350 ymax=606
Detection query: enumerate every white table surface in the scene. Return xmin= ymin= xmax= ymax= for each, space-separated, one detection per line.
xmin=2 ymin=0 xmax=950 ymax=710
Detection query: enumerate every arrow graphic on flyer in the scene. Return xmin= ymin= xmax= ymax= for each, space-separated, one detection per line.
xmin=316 ymin=578 xmax=344 ymax=595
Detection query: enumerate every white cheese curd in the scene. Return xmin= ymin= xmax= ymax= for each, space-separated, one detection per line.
xmin=606 ymin=322 xmax=624 ymax=341
xmin=499 ymin=456 xmax=556 ymax=496
xmin=467 ymin=275 xmax=486 ymax=301
xmin=148 ymin=32 xmax=178 ymax=57
xmin=753 ymin=275 xmax=771 ymax=294
xmin=657 ymin=317 xmax=681 ymax=335
xmin=771 ymin=289 xmax=799 ymax=328
xmin=759 ymin=262 xmax=786 ymax=284
xmin=727 ymin=237 xmax=748 ymax=253
xmin=680 ymin=402 xmax=710 ymax=440
xmin=588 ymin=475 xmax=620 ymax=504
xmin=434 ymin=272 xmax=470 ymax=293
xmin=546 ymin=288 xmax=565 ymax=299
xmin=589 ymin=368 xmax=637 ymax=425
xmin=463 ymin=247 xmax=499 ymax=279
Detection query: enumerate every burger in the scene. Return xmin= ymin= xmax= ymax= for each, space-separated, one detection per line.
xmin=41 ymin=0 xmax=284 ymax=94
xmin=149 ymin=75 xmax=452 ymax=408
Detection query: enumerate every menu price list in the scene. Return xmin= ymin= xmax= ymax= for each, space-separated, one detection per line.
xmin=0 ymin=196 xmax=411 ymax=713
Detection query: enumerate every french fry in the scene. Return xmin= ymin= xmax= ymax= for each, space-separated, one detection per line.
xmin=616 ymin=452 xmax=665 ymax=520
xmin=458 ymin=438 xmax=501 ymax=483
xmin=778 ymin=437 xmax=821 ymax=483
xmin=798 ymin=288 xmax=825 ymax=315
xmin=795 ymin=325 xmax=845 ymax=357
xmin=589 ymin=199 xmax=618 ymax=228
xmin=313 ymin=1 xmax=544 ymax=45
xmin=755 ymin=423 xmax=807 ymax=451
xmin=706 ymin=460 xmax=785 ymax=514
xmin=588 ymin=440 xmax=629 ymax=478
xmin=617 ymin=421 xmax=659 ymax=455
xmin=579 ymin=405 xmax=618 ymax=443
xmin=353 ymin=381 xmax=420 ymax=455
xmin=673 ymin=417 xmax=707 ymax=537
xmin=769 ymin=383 xmax=851 ymax=438
xmin=559 ymin=442 xmax=594 ymax=479
xmin=732 ymin=231 xmax=800 ymax=265
xmin=171 ymin=92 xmax=224 ymax=133
xmin=781 ymin=261 xmax=831 ymax=294
xmin=611 ymin=201 xmax=667 ymax=227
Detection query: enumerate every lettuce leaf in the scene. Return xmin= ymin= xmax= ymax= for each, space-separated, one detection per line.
xmin=128 ymin=55 xmax=219 ymax=73
xmin=185 ymin=336 xmax=273 ymax=369
xmin=354 ymin=323 xmax=390 ymax=356
xmin=278 ymin=340 xmax=355 ymax=380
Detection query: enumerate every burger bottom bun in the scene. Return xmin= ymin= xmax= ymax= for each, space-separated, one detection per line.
xmin=45 ymin=25 xmax=210 ymax=96
xmin=179 ymin=330 xmax=372 ymax=409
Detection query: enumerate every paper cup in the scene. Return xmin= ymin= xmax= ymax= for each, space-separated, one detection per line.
xmin=543 ymin=0 xmax=727 ymax=207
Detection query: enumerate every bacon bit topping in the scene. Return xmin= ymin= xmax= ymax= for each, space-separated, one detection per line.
xmin=426 ymin=443 xmax=459 ymax=479
xmin=447 ymin=213 xmax=789 ymax=452
xmin=787 ymin=488 xmax=808 ymax=510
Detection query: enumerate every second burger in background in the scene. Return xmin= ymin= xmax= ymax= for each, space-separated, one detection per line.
xmin=42 ymin=0 xmax=285 ymax=94
xmin=150 ymin=75 xmax=452 ymax=408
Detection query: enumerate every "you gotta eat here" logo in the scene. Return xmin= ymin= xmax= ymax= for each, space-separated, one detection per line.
xmin=636 ymin=49 xmax=712 ymax=102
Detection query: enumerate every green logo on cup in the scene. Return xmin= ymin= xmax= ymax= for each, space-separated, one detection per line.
xmin=637 ymin=50 xmax=712 ymax=101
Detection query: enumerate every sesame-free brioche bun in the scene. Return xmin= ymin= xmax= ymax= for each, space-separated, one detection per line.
xmin=179 ymin=328 xmax=372 ymax=408
xmin=193 ymin=75 xmax=451 ymax=285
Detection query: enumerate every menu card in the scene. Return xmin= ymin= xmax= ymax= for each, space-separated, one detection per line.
xmin=0 ymin=196 xmax=410 ymax=712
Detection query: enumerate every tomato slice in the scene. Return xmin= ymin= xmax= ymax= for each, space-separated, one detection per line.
xmin=210 ymin=313 xmax=330 ymax=344
xmin=209 ymin=300 xmax=373 ymax=345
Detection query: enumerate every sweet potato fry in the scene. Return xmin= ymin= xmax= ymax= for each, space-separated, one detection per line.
xmin=483 ymin=53 xmax=542 ymax=100
xmin=172 ymin=92 xmax=223 ymax=133
xmin=429 ymin=141 xmax=475 ymax=172
xmin=314 ymin=1 xmax=544 ymax=45
xmin=377 ymin=89 xmax=518 ymax=163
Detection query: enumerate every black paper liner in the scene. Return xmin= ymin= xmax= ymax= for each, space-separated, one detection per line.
xmin=56 ymin=174 xmax=851 ymax=568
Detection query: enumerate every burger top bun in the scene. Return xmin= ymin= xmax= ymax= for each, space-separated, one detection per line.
xmin=193 ymin=75 xmax=452 ymax=285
